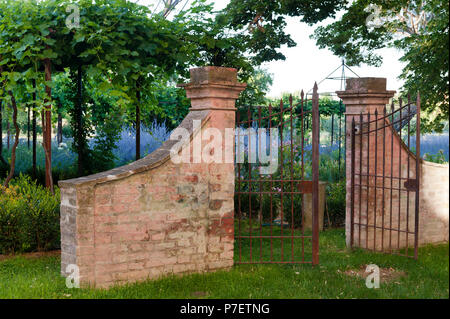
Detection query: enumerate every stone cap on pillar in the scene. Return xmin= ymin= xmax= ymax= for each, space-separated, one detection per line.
xmin=336 ymin=77 xmax=396 ymax=115
xmin=178 ymin=66 xmax=247 ymax=111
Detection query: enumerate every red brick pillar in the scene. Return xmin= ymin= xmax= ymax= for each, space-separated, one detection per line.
xmin=179 ymin=66 xmax=247 ymax=267
xmin=337 ymin=78 xmax=395 ymax=247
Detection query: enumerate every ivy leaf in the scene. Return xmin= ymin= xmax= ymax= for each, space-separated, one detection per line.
xmin=74 ymin=32 xmax=85 ymax=43
xmin=79 ymin=49 xmax=97 ymax=58
xmin=40 ymin=49 xmax=58 ymax=59
xmin=98 ymin=81 xmax=112 ymax=92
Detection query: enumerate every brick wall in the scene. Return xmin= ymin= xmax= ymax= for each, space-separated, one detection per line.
xmin=419 ymin=161 xmax=449 ymax=244
xmin=59 ymin=67 xmax=246 ymax=288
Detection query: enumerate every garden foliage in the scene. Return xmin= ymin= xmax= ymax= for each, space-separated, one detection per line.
xmin=0 ymin=174 xmax=60 ymax=254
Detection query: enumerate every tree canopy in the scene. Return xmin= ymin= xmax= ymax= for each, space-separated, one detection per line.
xmin=0 ymin=0 xmax=198 ymax=137
xmin=312 ymin=0 xmax=449 ymax=131
xmin=220 ymin=0 xmax=347 ymax=65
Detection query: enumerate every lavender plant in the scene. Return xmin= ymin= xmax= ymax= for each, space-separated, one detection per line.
xmin=113 ymin=121 xmax=171 ymax=166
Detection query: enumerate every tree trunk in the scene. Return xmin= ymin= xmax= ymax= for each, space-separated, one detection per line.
xmin=27 ymin=105 xmax=30 ymax=148
xmin=57 ymin=106 xmax=62 ymax=144
xmin=0 ymin=100 xmax=2 ymax=152
xmin=6 ymin=111 xmax=10 ymax=150
xmin=44 ymin=58 xmax=52 ymax=190
xmin=0 ymin=65 xmax=7 ymax=165
xmin=41 ymin=109 xmax=54 ymax=194
xmin=331 ymin=113 xmax=334 ymax=145
xmin=136 ymin=87 xmax=141 ymax=160
xmin=2 ymin=92 xmax=20 ymax=188
xmin=338 ymin=100 xmax=343 ymax=174
xmin=76 ymin=64 xmax=84 ymax=176
xmin=0 ymin=100 xmax=7 ymax=166
xmin=32 ymin=79 xmax=37 ymax=178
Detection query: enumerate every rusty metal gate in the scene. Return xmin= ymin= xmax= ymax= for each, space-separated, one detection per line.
xmin=235 ymin=84 xmax=320 ymax=265
xmin=349 ymin=94 xmax=421 ymax=258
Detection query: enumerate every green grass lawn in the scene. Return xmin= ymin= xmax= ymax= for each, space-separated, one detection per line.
xmin=0 ymin=228 xmax=448 ymax=299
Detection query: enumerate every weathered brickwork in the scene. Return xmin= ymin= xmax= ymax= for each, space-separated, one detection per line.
xmin=338 ymin=78 xmax=449 ymax=250
xmin=59 ymin=67 xmax=246 ymax=288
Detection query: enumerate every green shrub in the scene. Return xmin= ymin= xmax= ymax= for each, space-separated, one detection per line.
xmin=24 ymin=165 xmax=78 ymax=187
xmin=326 ymin=180 xmax=346 ymax=227
xmin=282 ymin=194 xmax=303 ymax=228
xmin=0 ymin=174 xmax=60 ymax=254
xmin=261 ymin=194 xmax=280 ymax=223
xmin=62 ymin=125 xmax=72 ymax=138
xmin=0 ymin=154 xmax=9 ymax=179
xmin=0 ymin=186 xmax=28 ymax=253
xmin=234 ymin=193 xmax=260 ymax=218
xmin=424 ymin=150 xmax=448 ymax=164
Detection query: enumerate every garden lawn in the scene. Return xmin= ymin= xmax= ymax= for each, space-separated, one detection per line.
xmin=0 ymin=228 xmax=448 ymax=299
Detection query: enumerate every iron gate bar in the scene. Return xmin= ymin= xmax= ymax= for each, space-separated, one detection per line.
xmin=361 ymin=117 xmax=415 ymax=133
xmin=357 ymin=174 xmax=410 ymax=180
xmin=300 ymin=90 xmax=306 ymax=263
xmin=338 ymin=99 xmax=343 ymax=174
xmin=352 ymin=224 xmax=416 ymax=234
xmin=248 ymin=106 xmax=253 ymax=262
xmin=366 ymin=112 xmax=370 ymax=250
xmin=359 ymin=113 xmax=363 ymax=248
xmin=382 ymin=106 xmax=387 ymax=251
xmin=352 ymin=184 xmax=414 ymax=192
xmin=238 ymin=261 xmax=313 ymax=264
xmin=374 ymin=109 xmax=378 ymax=251
xmin=280 ymin=99 xmax=284 ymax=261
xmin=350 ymin=118 xmax=355 ymax=248
xmin=280 ymin=98 xmax=284 ymax=261
xmin=390 ymin=101 xmax=394 ymax=252
xmin=236 ymin=179 xmax=315 ymax=183
xmin=236 ymin=183 xmax=313 ymax=193
xmin=258 ymin=105 xmax=263 ymax=262
xmin=269 ymin=103 xmax=274 ymax=261
xmin=246 ymin=108 xmax=312 ymax=123
xmin=238 ymin=235 xmax=312 ymax=238
xmin=398 ymin=99 xmax=402 ymax=251
xmin=290 ymin=96 xmax=295 ymax=261
xmin=236 ymin=191 xmax=314 ymax=195
xmin=237 ymin=110 xmax=242 ymax=263
xmin=246 ymin=104 xmax=306 ymax=122
xmin=406 ymin=96 xmax=411 ymax=256
xmin=277 ymin=113 xmax=313 ymax=127
xmin=414 ymin=93 xmax=420 ymax=259
xmin=312 ymin=83 xmax=320 ymax=265
xmin=364 ymin=105 xmax=411 ymax=123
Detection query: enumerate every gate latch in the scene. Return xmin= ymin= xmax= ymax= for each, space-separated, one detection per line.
xmin=296 ymin=181 xmax=313 ymax=194
xmin=404 ymin=179 xmax=418 ymax=191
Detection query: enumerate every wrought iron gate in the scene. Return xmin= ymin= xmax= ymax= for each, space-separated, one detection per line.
xmin=349 ymin=94 xmax=421 ymax=258
xmin=235 ymin=84 xmax=320 ymax=265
